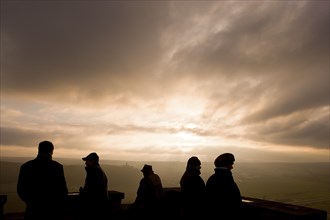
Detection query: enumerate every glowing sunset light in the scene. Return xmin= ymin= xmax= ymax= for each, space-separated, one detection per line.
xmin=1 ymin=1 xmax=329 ymax=162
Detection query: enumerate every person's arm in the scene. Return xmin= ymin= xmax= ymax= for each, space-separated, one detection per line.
xmin=17 ymin=165 xmax=29 ymax=203
xmin=59 ymin=164 xmax=68 ymax=197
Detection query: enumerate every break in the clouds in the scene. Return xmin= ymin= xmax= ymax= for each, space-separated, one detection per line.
xmin=1 ymin=1 xmax=329 ymax=162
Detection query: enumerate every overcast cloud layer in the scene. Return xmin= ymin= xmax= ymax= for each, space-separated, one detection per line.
xmin=1 ymin=1 xmax=329 ymax=162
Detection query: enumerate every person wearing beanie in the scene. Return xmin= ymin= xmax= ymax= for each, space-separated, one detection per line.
xmin=180 ymin=156 xmax=206 ymax=219
xmin=205 ymin=153 xmax=242 ymax=220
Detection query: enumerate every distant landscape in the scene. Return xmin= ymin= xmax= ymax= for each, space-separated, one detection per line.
xmin=0 ymin=157 xmax=329 ymax=219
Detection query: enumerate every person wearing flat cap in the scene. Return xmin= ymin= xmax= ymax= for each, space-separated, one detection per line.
xmin=79 ymin=152 xmax=108 ymax=220
xmin=205 ymin=153 xmax=242 ymax=220
xmin=129 ymin=164 xmax=165 ymax=219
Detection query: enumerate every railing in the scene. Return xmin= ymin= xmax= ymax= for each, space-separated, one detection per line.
xmin=241 ymin=196 xmax=327 ymax=220
xmin=1 ymin=189 xmax=328 ymax=220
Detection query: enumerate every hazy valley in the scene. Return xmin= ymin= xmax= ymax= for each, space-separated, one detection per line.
xmin=0 ymin=157 xmax=329 ymax=217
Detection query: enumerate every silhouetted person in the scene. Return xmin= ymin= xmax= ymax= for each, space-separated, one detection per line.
xmin=206 ymin=153 xmax=242 ymax=220
xmin=17 ymin=140 xmax=68 ymax=220
xmin=79 ymin=152 xmax=108 ymax=220
xmin=129 ymin=164 xmax=165 ymax=219
xmin=179 ymin=156 xmax=206 ymax=219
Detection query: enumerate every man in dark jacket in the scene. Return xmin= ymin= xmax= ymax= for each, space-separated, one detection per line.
xmin=17 ymin=140 xmax=68 ymax=220
xmin=180 ymin=156 xmax=206 ymax=219
xmin=206 ymin=153 xmax=242 ymax=220
xmin=79 ymin=152 xmax=108 ymax=220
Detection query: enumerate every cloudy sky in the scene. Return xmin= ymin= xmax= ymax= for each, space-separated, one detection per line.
xmin=1 ymin=1 xmax=329 ymax=163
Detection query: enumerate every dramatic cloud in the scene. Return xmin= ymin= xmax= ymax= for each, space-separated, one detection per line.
xmin=1 ymin=1 xmax=329 ymax=162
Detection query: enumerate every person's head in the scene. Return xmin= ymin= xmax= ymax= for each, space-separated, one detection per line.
xmin=141 ymin=164 xmax=153 ymax=176
xmin=187 ymin=156 xmax=201 ymax=174
xmin=214 ymin=153 xmax=235 ymax=170
xmin=187 ymin=156 xmax=201 ymax=167
xmin=82 ymin=152 xmax=99 ymax=167
xmin=38 ymin=140 xmax=54 ymax=155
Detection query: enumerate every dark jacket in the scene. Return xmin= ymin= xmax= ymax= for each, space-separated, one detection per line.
xmin=79 ymin=164 xmax=108 ymax=219
xmin=17 ymin=154 xmax=68 ymax=220
xmin=180 ymin=167 xmax=206 ymax=218
xmin=80 ymin=164 xmax=108 ymax=202
xmin=133 ymin=172 xmax=164 ymax=210
xmin=206 ymin=167 xmax=242 ymax=220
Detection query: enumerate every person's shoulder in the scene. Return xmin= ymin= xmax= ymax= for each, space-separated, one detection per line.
xmin=95 ymin=165 xmax=105 ymax=171
xmin=153 ymin=172 xmax=161 ymax=177
xmin=21 ymin=158 xmax=36 ymax=167
xmin=153 ymin=173 xmax=162 ymax=180
xmin=206 ymin=173 xmax=216 ymax=182
xmin=51 ymin=160 xmax=64 ymax=167
xmin=181 ymin=171 xmax=194 ymax=179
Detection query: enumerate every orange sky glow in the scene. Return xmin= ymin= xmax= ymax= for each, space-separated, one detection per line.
xmin=1 ymin=1 xmax=329 ymax=163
